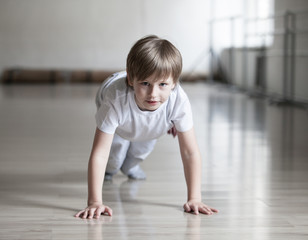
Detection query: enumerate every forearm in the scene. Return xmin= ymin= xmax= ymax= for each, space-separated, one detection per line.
xmin=75 ymin=129 xmax=114 ymax=219
xmin=178 ymin=128 xmax=202 ymax=201
xmin=182 ymin=151 xmax=202 ymax=201
xmin=87 ymin=156 xmax=106 ymax=205
xmin=178 ymin=129 xmax=218 ymax=215
xmin=86 ymin=128 xmax=113 ymax=206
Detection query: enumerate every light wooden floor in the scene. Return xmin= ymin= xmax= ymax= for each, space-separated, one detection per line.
xmin=0 ymin=83 xmax=307 ymax=240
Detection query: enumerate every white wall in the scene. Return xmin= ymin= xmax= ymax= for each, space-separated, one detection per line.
xmin=0 ymin=0 xmax=210 ymax=75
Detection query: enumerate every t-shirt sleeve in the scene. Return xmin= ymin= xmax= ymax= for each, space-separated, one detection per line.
xmin=172 ymin=88 xmax=194 ymax=132
xmin=95 ymin=101 xmax=119 ymax=134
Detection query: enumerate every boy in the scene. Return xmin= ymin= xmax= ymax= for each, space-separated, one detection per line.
xmin=75 ymin=35 xmax=218 ymax=219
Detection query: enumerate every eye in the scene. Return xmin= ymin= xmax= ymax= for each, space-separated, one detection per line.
xmin=159 ymin=83 xmax=167 ymax=87
xmin=141 ymin=82 xmax=150 ymax=86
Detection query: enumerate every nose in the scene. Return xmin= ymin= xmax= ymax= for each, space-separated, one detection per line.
xmin=148 ymin=85 xmax=158 ymax=98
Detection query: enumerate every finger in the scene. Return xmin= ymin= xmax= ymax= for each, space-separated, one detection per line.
xmin=183 ymin=203 xmax=191 ymax=213
xmin=192 ymin=205 xmax=199 ymax=215
xmin=202 ymin=206 xmax=219 ymax=214
xmin=95 ymin=208 xmax=103 ymax=219
xmin=82 ymin=210 xmax=89 ymax=219
xmin=75 ymin=210 xmax=85 ymax=218
xmin=104 ymin=206 xmax=113 ymax=216
xmin=88 ymin=208 xmax=96 ymax=219
xmin=211 ymin=207 xmax=219 ymax=213
xmin=199 ymin=206 xmax=213 ymax=215
xmin=172 ymin=127 xmax=177 ymax=137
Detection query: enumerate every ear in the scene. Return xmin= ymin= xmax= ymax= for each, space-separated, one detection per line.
xmin=171 ymin=80 xmax=176 ymax=90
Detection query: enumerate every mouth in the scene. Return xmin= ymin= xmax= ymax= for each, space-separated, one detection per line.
xmin=146 ymin=100 xmax=158 ymax=105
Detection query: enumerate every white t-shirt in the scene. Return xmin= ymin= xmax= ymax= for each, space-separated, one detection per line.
xmin=95 ymin=71 xmax=193 ymax=142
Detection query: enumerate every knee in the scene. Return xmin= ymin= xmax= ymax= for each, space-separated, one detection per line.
xmin=105 ymin=157 xmax=122 ymax=174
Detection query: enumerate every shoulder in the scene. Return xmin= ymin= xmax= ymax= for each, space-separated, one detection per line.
xmin=167 ymin=83 xmax=193 ymax=132
xmin=169 ymin=84 xmax=190 ymax=105
xmin=103 ymin=71 xmax=127 ymax=91
xmin=166 ymin=83 xmax=192 ymax=118
xmin=99 ymin=71 xmax=129 ymax=100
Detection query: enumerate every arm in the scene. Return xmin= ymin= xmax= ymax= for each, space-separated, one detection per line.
xmin=177 ymin=127 xmax=218 ymax=215
xmin=75 ymin=127 xmax=114 ymax=219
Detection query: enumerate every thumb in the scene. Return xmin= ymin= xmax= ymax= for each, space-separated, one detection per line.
xmin=183 ymin=203 xmax=191 ymax=212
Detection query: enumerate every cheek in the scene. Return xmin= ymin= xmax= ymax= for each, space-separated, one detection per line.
xmin=161 ymin=89 xmax=172 ymax=100
xmin=135 ymin=87 xmax=146 ymax=98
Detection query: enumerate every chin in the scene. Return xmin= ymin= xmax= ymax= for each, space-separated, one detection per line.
xmin=145 ymin=105 xmax=160 ymax=111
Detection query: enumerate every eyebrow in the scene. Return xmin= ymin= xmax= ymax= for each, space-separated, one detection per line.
xmin=139 ymin=77 xmax=173 ymax=83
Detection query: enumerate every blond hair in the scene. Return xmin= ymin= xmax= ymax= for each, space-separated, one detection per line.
xmin=126 ymin=35 xmax=182 ymax=84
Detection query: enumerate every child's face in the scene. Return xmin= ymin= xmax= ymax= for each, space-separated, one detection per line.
xmin=128 ymin=75 xmax=175 ymax=111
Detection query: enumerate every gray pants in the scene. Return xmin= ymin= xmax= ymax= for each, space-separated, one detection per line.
xmin=106 ymin=134 xmax=157 ymax=175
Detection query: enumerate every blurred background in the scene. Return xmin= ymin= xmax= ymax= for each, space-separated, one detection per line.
xmin=0 ymin=1 xmax=308 ymax=239
xmin=0 ymin=0 xmax=307 ymax=104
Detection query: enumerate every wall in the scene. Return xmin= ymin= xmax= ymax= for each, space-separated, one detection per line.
xmin=216 ymin=0 xmax=308 ymax=102
xmin=269 ymin=0 xmax=308 ymax=101
xmin=0 ymin=0 xmax=210 ymax=76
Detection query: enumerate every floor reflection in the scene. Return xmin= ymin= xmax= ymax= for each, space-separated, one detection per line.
xmin=201 ymin=88 xmax=307 ymax=171
xmin=184 ymin=213 xmax=201 ymax=240
xmin=188 ymin=85 xmax=308 ymax=213
xmin=84 ymin=178 xmax=208 ymax=240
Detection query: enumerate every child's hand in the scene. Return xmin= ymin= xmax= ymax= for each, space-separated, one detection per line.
xmin=183 ymin=200 xmax=218 ymax=215
xmin=167 ymin=126 xmax=177 ymax=138
xmin=75 ymin=203 xmax=113 ymax=219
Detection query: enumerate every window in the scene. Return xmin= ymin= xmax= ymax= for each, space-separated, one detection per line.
xmin=210 ymin=0 xmax=274 ymax=49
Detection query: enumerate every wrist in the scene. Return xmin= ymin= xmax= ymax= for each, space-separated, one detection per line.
xmin=188 ymin=198 xmax=202 ymax=202
xmin=87 ymin=200 xmax=103 ymax=206
xmin=187 ymin=194 xmax=202 ymax=202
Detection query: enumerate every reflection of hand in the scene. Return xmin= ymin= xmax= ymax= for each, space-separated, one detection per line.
xmin=75 ymin=202 xmax=113 ymax=219
xmin=167 ymin=126 xmax=177 ymax=138
xmin=183 ymin=200 xmax=218 ymax=215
